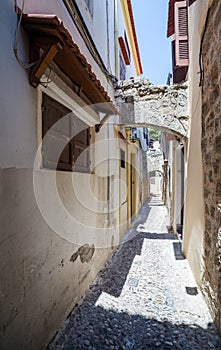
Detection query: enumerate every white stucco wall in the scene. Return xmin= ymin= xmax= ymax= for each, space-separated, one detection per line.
xmin=75 ymin=0 xmax=116 ymax=76
xmin=0 ymin=0 xmax=37 ymax=168
xmin=0 ymin=1 xmax=144 ymax=348
xmin=0 ymin=1 xmax=121 ymax=348
xmin=183 ymin=0 xmax=213 ymax=285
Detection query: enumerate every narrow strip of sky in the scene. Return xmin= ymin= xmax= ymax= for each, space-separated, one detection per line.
xmin=132 ymin=0 xmax=171 ymax=85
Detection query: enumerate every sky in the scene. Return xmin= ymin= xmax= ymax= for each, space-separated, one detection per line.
xmin=131 ymin=0 xmax=171 ymax=85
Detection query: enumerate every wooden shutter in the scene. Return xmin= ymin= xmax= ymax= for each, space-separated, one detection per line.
xmin=175 ymin=0 xmax=189 ymax=67
xmin=42 ymin=93 xmax=90 ymax=173
xmin=42 ymin=94 xmax=72 ymax=171
xmin=72 ymin=117 xmax=90 ymax=173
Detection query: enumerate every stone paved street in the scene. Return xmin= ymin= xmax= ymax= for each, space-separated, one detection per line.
xmin=48 ymin=197 xmax=221 ymax=350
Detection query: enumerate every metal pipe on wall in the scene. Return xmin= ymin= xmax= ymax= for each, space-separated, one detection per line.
xmin=114 ymin=0 xmax=119 ymax=79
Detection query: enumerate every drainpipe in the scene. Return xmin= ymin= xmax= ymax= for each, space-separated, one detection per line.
xmin=107 ymin=121 xmax=110 ymax=227
xmin=114 ymin=0 xmax=119 ymax=79
xmin=162 ymin=159 xmax=168 ymax=206
xmin=106 ymin=0 xmax=111 ymax=72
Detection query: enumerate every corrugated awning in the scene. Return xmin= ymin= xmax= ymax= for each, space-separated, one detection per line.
xmin=22 ymin=14 xmax=117 ymax=113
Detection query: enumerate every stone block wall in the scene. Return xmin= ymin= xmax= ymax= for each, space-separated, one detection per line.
xmin=201 ymin=0 xmax=221 ymax=332
xmin=115 ymin=78 xmax=189 ymax=138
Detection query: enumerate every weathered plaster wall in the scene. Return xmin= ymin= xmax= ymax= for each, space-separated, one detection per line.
xmin=0 ymin=168 xmax=116 ymax=350
xmin=0 ymin=1 xmax=120 ymax=348
xmin=201 ymin=0 xmax=221 ymax=332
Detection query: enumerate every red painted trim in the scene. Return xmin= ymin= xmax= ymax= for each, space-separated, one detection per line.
xmin=127 ymin=0 xmax=143 ymax=74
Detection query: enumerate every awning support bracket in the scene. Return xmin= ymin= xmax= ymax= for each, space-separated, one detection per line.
xmin=95 ymin=114 xmax=111 ymax=132
xmin=30 ymin=41 xmax=63 ymax=88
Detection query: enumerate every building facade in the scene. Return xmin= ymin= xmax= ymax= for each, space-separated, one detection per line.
xmin=167 ymin=0 xmax=221 ymax=333
xmin=0 ymin=1 xmax=148 ymax=349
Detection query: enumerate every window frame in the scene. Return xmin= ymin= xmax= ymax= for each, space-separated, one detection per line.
xmin=119 ymin=52 xmax=126 ymax=80
xmin=42 ymin=93 xmax=73 ymax=171
xmin=120 ymin=149 xmax=126 ymax=169
xmin=38 ymin=77 xmax=92 ymax=173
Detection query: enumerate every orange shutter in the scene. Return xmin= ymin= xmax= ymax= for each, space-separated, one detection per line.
xmin=175 ymin=0 xmax=189 ymax=67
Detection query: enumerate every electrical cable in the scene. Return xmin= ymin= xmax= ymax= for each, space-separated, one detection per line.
xmin=39 ymin=67 xmax=56 ymax=88
xmin=199 ymin=6 xmax=211 ymax=87
xmin=63 ymin=0 xmax=117 ymax=85
xmin=14 ymin=0 xmax=117 ymax=88
xmin=14 ymin=0 xmax=38 ymax=69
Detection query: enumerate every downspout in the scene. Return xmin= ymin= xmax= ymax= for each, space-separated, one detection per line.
xmin=107 ymin=0 xmax=111 ymax=228
xmin=107 ymin=121 xmax=110 ymax=227
xmin=106 ymin=0 xmax=111 ymax=72
xmin=114 ymin=0 xmax=119 ymax=79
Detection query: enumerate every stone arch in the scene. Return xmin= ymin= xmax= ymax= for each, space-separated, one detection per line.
xmin=115 ymin=78 xmax=189 ymax=138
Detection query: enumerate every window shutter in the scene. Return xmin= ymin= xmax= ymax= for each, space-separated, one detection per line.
xmin=42 ymin=93 xmax=90 ymax=173
xmin=119 ymin=52 xmax=126 ymax=80
xmin=175 ymin=0 xmax=189 ymax=67
xmin=118 ymin=37 xmax=130 ymax=65
xmin=72 ymin=117 xmax=90 ymax=173
xmin=42 ymin=93 xmax=72 ymax=171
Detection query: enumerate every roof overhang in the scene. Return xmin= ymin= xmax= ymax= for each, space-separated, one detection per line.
xmin=22 ymin=14 xmax=117 ymax=114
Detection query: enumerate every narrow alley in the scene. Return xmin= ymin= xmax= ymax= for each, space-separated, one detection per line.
xmin=48 ymin=197 xmax=221 ymax=350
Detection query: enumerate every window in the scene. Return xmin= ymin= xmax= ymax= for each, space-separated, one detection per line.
xmin=174 ymin=1 xmax=189 ymax=67
xmin=170 ymin=0 xmax=189 ymax=83
xmin=85 ymin=0 xmax=93 ymax=15
xmin=119 ymin=52 xmax=126 ymax=80
xmin=120 ymin=149 xmax=126 ymax=169
xmin=42 ymin=93 xmax=90 ymax=172
xmin=118 ymin=32 xmax=131 ymax=66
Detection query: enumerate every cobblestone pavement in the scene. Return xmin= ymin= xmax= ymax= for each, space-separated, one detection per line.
xmin=48 ymin=196 xmax=221 ymax=350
